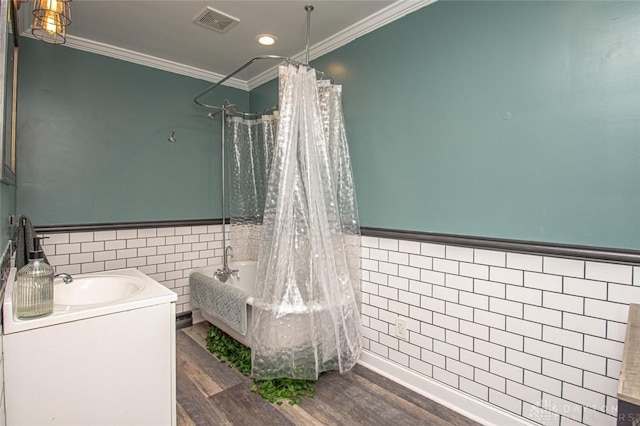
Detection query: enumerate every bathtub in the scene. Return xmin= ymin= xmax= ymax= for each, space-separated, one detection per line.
xmin=192 ymin=260 xmax=256 ymax=347
xmin=192 ymin=260 xmax=359 ymax=354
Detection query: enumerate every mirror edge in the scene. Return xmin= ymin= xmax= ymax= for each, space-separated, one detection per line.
xmin=0 ymin=0 xmax=18 ymax=186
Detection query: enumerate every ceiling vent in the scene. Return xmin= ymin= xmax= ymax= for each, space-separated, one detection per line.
xmin=194 ymin=7 xmax=239 ymax=33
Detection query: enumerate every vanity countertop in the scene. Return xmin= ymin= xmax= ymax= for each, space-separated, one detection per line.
xmin=2 ymin=268 xmax=177 ymax=334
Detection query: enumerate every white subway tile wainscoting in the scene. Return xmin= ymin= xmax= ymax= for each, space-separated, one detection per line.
xmin=39 ymin=224 xmax=638 ymax=425
xmin=359 ymin=235 xmax=637 ymax=426
xmin=40 ymin=224 xmax=226 ymax=314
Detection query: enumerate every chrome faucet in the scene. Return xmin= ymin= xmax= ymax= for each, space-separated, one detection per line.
xmin=214 ymin=246 xmax=239 ymax=283
xmin=224 ymin=245 xmax=233 ymax=268
xmin=54 ymin=273 xmax=73 ymax=284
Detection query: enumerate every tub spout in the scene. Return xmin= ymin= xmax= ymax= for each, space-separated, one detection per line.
xmin=224 ymin=246 xmax=234 ymax=269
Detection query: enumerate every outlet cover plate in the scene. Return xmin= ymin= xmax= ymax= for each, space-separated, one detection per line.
xmin=396 ymin=317 xmax=408 ymax=340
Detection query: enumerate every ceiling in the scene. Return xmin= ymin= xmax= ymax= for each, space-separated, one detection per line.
xmin=19 ymin=0 xmax=434 ymax=90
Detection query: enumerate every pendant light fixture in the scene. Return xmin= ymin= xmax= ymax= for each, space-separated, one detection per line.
xmin=31 ymin=0 xmax=71 ymax=45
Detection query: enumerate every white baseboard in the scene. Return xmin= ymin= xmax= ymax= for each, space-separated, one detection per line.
xmin=358 ymin=351 xmax=536 ymax=426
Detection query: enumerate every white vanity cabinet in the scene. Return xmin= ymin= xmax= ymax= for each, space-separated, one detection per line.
xmin=2 ymin=269 xmax=177 ymax=426
xmin=0 ymin=323 xmax=5 ymax=426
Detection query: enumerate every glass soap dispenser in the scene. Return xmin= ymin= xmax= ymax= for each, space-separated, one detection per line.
xmin=14 ymin=237 xmax=54 ymax=319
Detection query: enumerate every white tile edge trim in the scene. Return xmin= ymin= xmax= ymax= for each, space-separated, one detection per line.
xmin=18 ymin=0 xmax=437 ymax=92
xmin=358 ymin=350 xmax=536 ymax=426
xmin=247 ymin=0 xmax=438 ymax=90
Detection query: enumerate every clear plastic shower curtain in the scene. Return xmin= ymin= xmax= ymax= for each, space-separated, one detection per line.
xmin=251 ymin=65 xmax=362 ymax=380
xmin=227 ymin=113 xmax=278 ymax=261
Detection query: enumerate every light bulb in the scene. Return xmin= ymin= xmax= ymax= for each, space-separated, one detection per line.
xmin=43 ymin=10 xmax=58 ymax=34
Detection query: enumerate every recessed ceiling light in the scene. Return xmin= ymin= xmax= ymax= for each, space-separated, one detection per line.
xmin=256 ymin=34 xmax=277 ymax=46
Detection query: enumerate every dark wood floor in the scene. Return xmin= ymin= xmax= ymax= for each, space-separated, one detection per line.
xmin=177 ymin=322 xmax=480 ymax=426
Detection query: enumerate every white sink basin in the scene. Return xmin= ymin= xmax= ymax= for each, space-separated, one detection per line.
xmin=55 ymin=276 xmax=144 ymax=309
xmin=4 ymin=268 xmax=178 ymax=334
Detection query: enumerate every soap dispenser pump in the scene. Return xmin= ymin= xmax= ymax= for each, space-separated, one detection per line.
xmin=14 ymin=237 xmax=54 ymax=319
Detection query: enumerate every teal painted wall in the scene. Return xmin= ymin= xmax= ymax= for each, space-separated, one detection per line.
xmin=17 ymin=38 xmax=248 ymax=226
xmin=14 ymin=1 xmax=640 ymax=249
xmin=251 ymin=0 xmax=640 ymax=250
xmin=250 ymin=78 xmax=278 ymax=115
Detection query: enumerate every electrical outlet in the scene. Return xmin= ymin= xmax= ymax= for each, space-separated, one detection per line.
xmin=395 ymin=317 xmax=408 ymax=340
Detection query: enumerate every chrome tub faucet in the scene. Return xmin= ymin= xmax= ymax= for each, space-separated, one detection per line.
xmin=214 ymin=246 xmax=239 ymax=283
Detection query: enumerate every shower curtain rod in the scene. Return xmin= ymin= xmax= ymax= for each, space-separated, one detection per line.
xmin=193 ymin=5 xmax=332 ymax=111
xmin=193 ymin=55 xmax=334 ymax=111
xmin=194 ymin=55 xmax=300 ymax=110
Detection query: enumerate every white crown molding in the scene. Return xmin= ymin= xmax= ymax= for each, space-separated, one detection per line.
xmin=246 ymin=0 xmax=438 ymax=90
xmin=359 ymin=351 xmax=537 ymax=426
xmin=17 ymin=0 xmax=436 ymax=93
xmin=19 ymin=30 xmax=249 ymax=91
